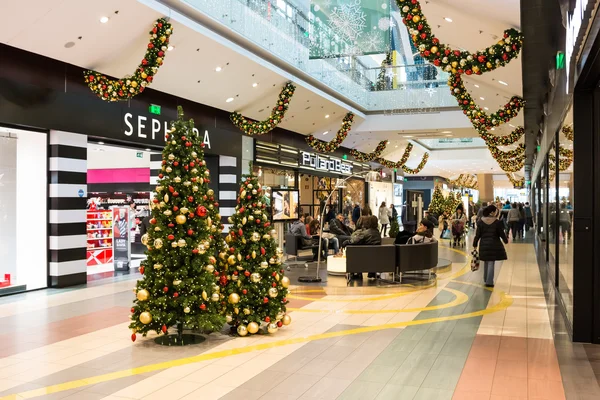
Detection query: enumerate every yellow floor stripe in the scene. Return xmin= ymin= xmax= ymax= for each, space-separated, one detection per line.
xmin=287 ymin=281 xmax=437 ymax=302
xmin=287 ymin=287 xmax=468 ymax=314
xmin=1 ymin=284 xmax=512 ymax=400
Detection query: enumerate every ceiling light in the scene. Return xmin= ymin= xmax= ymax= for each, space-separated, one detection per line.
xmin=484 ymin=107 xmax=489 ymax=110
xmin=226 ymin=97 xmax=234 ymax=102
xmin=167 ymin=45 xmax=174 ymax=51
xmin=325 ymin=114 xmax=330 ymax=118
xmin=100 ymin=16 xmax=109 ymax=23
xmin=441 ymin=130 xmax=452 ymax=134
xmin=98 ymin=141 xmax=104 ymax=145
xmin=498 ymin=80 xmax=508 ymax=86
xmin=480 ymin=97 xmax=485 ymax=100
xmin=323 ymin=131 xmax=329 ymax=135
xmin=395 ymin=145 xmax=398 ymax=148
xmin=215 ymin=66 xmax=222 ymax=72
xmin=474 ymin=84 xmax=480 ymax=88
xmin=145 ymin=148 xmax=151 ymax=151
xmin=403 ymin=135 xmax=414 ymax=138
xmin=252 ymin=83 xmax=258 ymax=87
xmin=444 ymin=17 xmax=453 ymax=22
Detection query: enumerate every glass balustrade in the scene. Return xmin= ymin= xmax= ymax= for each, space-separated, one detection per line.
xmin=182 ymin=0 xmax=455 ymax=110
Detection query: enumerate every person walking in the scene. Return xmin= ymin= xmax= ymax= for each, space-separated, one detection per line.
xmin=524 ymin=202 xmax=533 ymax=231
xmin=473 ymin=205 xmax=508 ymax=287
xmin=378 ymin=201 xmax=391 ymax=237
xmin=518 ymin=203 xmax=526 ymax=239
xmin=507 ymin=203 xmax=521 ymax=240
xmin=352 ymin=203 xmax=361 ymax=227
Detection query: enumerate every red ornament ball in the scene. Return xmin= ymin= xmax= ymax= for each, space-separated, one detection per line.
xmin=139 ymin=266 xmax=145 ymax=275
xmin=173 ymin=292 xmax=179 ymax=298
xmin=242 ymin=289 xmax=247 ymax=294
xmin=265 ymin=316 xmax=271 ymax=323
xmin=244 ymin=270 xmax=251 ymax=277
xmin=161 ymin=325 xmax=167 ymax=334
xmin=263 ymin=297 xmax=269 ymax=304
xmin=277 ymin=321 xmax=283 ymax=328
xmin=200 ymin=303 xmax=206 ymax=310
xmin=130 ymin=307 xmax=135 ymax=313
xmin=197 ymin=206 xmax=208 ymax=217
xmin=131 ymin=333 xmax=137 ymax=342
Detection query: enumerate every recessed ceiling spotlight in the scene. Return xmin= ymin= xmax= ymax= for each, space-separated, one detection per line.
xmin=474 ymin=84 xmax=480 ymax=88
xmin=325 ymin=114 xmax=330 ymax=118
xmin=100 ymin=16 xmax=109 ymax=23
xmin=498 ymin=80 xmax=508 ymax=86
xmin=403 ymin=135 xmax=414 ymax=138
xmin=323 ymin=131 xmax=329 ymax=135
xmin=252 ymin=83 xmax=258 ymax=87
xmin=480 ymin=97 xmax=485 ymax=100
xmin=215 ymin=66 xmax=222 ymax=72
xmin=167 ymin=45 xmax=174 ymax=51
xmin=444 ymin=17 xmax=453 ymax=22
xmin=226 ymin=97 xmax=234 ymax=102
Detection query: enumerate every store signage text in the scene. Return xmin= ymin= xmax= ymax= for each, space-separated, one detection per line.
xmin=301 ymin=152 xmax=353 ymax=174
xmin=123 ymin=113 xmax=211 ymax=149
xmin=566 ymin=0 xmax=591 ymax=93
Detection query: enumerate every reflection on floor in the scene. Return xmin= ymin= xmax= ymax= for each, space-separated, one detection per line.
xmin=0 ymin=236 xmax=598 ymax=399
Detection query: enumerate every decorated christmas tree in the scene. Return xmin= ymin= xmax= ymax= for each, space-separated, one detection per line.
xmin=130 ymin=106 xmax=226 ymax=342
xmin=388 ymin=213 xmax=400 ymax=238
xmin=222 ymin=169 xmax=291 ymax=336
xmin=444 ymin=191 xmax=456 ymax=216
xmin=429 ymin=185 xmax=444 ymax=217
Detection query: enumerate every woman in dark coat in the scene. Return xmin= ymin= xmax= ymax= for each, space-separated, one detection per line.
xmin=473 ymin=205 xmax=508 ymax=287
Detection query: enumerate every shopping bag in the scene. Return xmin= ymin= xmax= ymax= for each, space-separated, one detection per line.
xmin=471 ymin=249 xmax=480 ymax=271
xmin=441 ymin=229 xmax=451 ymax=239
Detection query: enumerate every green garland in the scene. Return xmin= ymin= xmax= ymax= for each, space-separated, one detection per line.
xmin=396 ymin=0 xmax=524 ymax=75
xmin=549 ymin=154 xmax=573 ymax=171
xmin=478 ymin=126 xmax=524 ymax=146
xmin=230 ymin=82 xmax=296 ymax=136
xmin=562 ymin=125 xmax=574 ymax=141
xmin=497 ymin=156 xmax=525 ymax=172
xmin=84 ymin=18 xmax=173 ymax=102
xmin=489 ymin=143 xmax=525 ymax=161
xmin=402 ymin=153 xmax=429 ymax=174
xmin=449 ymin=174 xmax=478 ymax=190
xmin=448 ymin=74 xmax=525 ymax=130
xmin=375 ymin=52 xmax=393 ymax=91
xmin=376 ymin=143 xmax=413 ymax=169
xmin=350 ymin=140 xmax=388 ymax=162
xmin=305 ymin=112 xmax=354 ymax=153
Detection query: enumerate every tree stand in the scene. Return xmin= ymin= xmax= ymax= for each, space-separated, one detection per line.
xmin=154 ymin=322 xmax=206 ymax=346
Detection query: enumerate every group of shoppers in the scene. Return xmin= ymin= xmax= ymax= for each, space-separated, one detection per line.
xmin=505 ymin=201 xmax=532 ymax=240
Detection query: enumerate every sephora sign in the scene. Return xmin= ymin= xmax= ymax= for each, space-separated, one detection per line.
xmin=123 ymin=112 xmax=211 ymax=149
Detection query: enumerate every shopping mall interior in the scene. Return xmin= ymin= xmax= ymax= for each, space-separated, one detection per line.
xmin=0 ymin=0 xmax=599 ymax=399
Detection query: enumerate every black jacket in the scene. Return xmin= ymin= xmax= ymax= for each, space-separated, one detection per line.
xmin=329 ymin=218 xmax=352 ymax=236
xmin=350 ymin=228 xmax=382 ymax=245
xmin=473 ymin=217 xmax=508 ymax=261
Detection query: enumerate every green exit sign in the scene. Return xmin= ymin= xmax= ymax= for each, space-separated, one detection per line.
xmin=136 ymin=152 xmax=143 ymax=158
xmin=148 ymin=104 xmax=161 ymax=115
xmin=556 ymin=51 xmax=565 ymax=70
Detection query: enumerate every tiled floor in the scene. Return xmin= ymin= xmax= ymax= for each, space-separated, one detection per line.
xmin=0 ymin=235 xmax=599 ymax=399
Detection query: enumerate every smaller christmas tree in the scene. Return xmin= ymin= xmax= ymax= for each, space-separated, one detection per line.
xmin=444 ymin=191 xmax=456 ymax=216
xmin=222 ymin=167 xmax=291 ymax=336
xmin=429 ymin=185 xmax=444 ymax=217
xmin=389 ymin=214 xmax=400 ymax=238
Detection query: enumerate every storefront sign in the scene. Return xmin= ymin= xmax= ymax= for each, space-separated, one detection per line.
xmin=300 ymin=151 xmax=353 ymax=174
xmin=123 ymin=113 xmax=211 ymax=149
xmin=113 ymin=207 xmax=131 ymax=271
xmin=566 ymin=0 xmax=591 ymax=92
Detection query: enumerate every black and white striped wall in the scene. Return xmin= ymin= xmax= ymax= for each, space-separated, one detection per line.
xmin=219 ymin=156 xmax=238 ymax=232
xmin=149 ymin=152 xmax=162 ymax=189
xmin=49 ymin=130 xmax=87 ymax=287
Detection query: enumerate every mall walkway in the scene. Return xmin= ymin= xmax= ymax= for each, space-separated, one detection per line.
xmin=0 ymin=240 xmax=599 ymax=400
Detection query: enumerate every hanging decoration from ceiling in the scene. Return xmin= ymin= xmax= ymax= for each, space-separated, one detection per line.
xmin=401 ymin=153 xmax=429 ymax=174
xmin=489 ymin=143 xmax=525 ymax=161
xmin=549 ymin=154 xmax=573 ymax=171
xmin=230 ymin=82 xmax=296 ymax=136
xmin=506 ymin=173 xmax=525 ymax=188
xmin=478 ymin=126 xmax=525 ymax=147
xmin=376 ymin=143 xmax=414 ymax=169
xmin=349 ymin=140 xmax=389 ymax=162
xmin=448 ymin=174 xmax=478 ymax=190
xmin=305 ymin=112 xmax=355 ymax=153
xmin=396 ymin=0 xmax=524 ymax=75
xmin=497 ymin=157 xmax=525 ymax=173
xmin=309 ymin=0 xmax=392 ymax=59
xmin=84 ymin=18 xmax=173 ymax=102
xmin=562 ymin=125 xmax=574 ymax=141
xmin=448 ymin=74 xmax=525 ymax=129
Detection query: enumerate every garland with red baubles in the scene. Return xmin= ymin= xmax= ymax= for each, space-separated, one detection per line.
xmin=376 ymin=143 xmax=414 ymax=169
xmin=350 ymin=140 xmax=388 ymax=162
xmin=84 ymin=18 xmax=173 ymax=102
xmin=305 ymin=112 xmax=354 ymax=153
xmin=230 ymin=82 xmax=296 ymax=136
xmin=396 ymin=0 xmax=524 ymax=75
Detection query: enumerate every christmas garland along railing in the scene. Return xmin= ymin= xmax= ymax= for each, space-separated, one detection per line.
xmin=448 ymin=74 xmax=525 ymax=130
xmin=349 ymin=140 xmax=388 ymax=162
xmin=231 ymin=82 xmax=296 ymax=136
xmin=305 ymin=112 xmax=354 ymax=153
xmin=84 ymin=18 xmax=173 ymax=101
xmin=396 ymin=0 xmax=524 ymax=75
xmin=489 ymin=143 xmax=525 ymax=161
xmin=376 ymin=143 xmax=414 ymax=169
xmin=401 ymin=153 xmax=429 ymax=174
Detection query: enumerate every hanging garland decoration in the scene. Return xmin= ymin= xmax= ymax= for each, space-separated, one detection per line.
xmin=396 ymin=0 xmax=524 ymax=75
xmin=305 ymin=112 xmax=354 ymax=153
xmin=562 ymin=125 xmax=574 ymax=141
xmin=375 ymin=52 xmax=393 ymax=91
xmin=549 ymin=154 xmax=573 ymax=171
xmin=84 ymin=18 xmax=173 ymax=102
xmin=448 ymin=74 xmax=525 ymax=130
xmin=554 ymin=142 xmax=573 ymax=158
xmin=448 ymin=174 xmax=478 ymax=189
xmin=376 ymin=143 xmax=414 ymax=169
xmin=506 ymin=173 xmax=525 ymax=188
xmin=497 ymin=157 xmax=525 ymax=172
xmin=489 ymin=143 xmax=525 ymax=161
xmin=402 ymin=153 xmax=429 ymax=174
xmin=230 ymin=82 xmax=296 ymax=136
xmin=478 ymin=126 xmax=525 ymax=147
xmin=349 ymin=141 xmax=389 ymax=162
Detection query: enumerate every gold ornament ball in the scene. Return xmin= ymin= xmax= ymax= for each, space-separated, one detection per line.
xmin=184 ymin=306 xmax=191 ymax=314
xmin=225 ymin=314 xmax=233 ymax=323
xmin=154 ymin=238 xmax=164 ymax=249
xmin=243 ymin=308 xmax=251 ymax=315
xmin=247 ymin=322 xmax=259 ymax=334
xmin=228 ymin=255 xmax=237 ymax=266
xmin=250 ymin=272 xmax=262 ymax=283
xmin=412 ymin=15 xmax=421 ymax=23
xmin=281 ymin=276 xmax=290 ymax=288
xmin=260 ymin=261 xmax=269 ymax=269
xmin=141 ymin=234 xmax=149 ymax=246
xmin=267 ymin=323 xmax=278 ymax=334
xmin=139 ymin=311 xmax=152 ymax=325
xmin=136 ymin=289 xmax=150 ymax=301
xmin=251 ymin=232 xmax=261 ymax=242
xmin=269 ymin=257 xmax=276 ymax=264
xmin=270 ymin=229 xmax=277 ymax=237
xmin=168 ymin=153 xmax=175 ymax=160
xmin=431 ymin=46 xmax=439 ymax=54
xmin=163 ymin=210 xmax=172 ymax=216
xmin=237 ymin=325 xmax=248 ymax=336
xmin=176 ymin=215 xmax=187 ymax=225
xmin=228 ymin=293 xmax=240 ymax=304
xmin=166 ymin=166 xmax=173 ymax=173
xmin=177 ymin=239 xmax=186 ymax=247
xmin=171 ymin=241 xmax=178 ymax=248
xmin=268 ymin=287 xmax=278 ymax=298
xmin=211 ymin=292 xmax=220 ymax=302
xmin=205 ymin=265 xmax=215 ymax=273
xmin=207 ymin=189 xmax=214 ymax=196
xmin=282 ymin=314 xmax=292 ymax=326
xmin=276 ymin=247 xmax=284 ymax=256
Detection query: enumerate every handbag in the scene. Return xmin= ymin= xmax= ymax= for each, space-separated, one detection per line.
xmin=471 ymin=249 xmax=480 ymax=271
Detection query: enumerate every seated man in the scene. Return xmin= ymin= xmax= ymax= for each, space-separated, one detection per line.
xmin=329 ymin=213 xmax=353 ymax=246
xmin=407 ymin=219 xmax=437 ymax=244
xmin=347 ymin=215 xmax=382 ymax=279
xmin=289 ymin=215 xmax=319 ymax=261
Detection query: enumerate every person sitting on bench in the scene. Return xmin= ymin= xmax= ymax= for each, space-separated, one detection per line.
xmin=289 ymin=215 xmax=320 ymax=261
xmin=408 ymin=219 xmax=436 ymax=244
xmin=346 ymin=215 xmax=381 ymax=279
xmin=329 ymin=213 xmax=353 ymax=246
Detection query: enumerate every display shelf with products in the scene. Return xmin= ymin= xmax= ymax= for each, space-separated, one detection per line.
xmin=86 ymin=210 xmax=113 ymax=267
